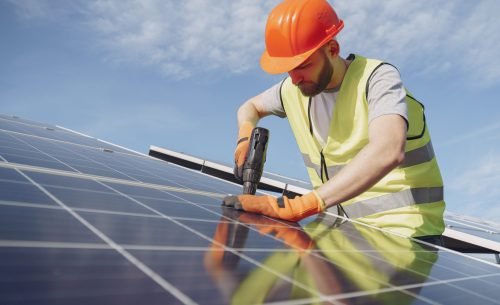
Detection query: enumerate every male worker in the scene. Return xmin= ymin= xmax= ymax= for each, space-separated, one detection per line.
xmin=223 ymin=0 xmax=445 ymax=241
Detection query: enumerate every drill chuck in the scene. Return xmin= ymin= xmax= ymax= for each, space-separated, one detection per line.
xmin=242 ymin=127 xmax=269 ymax=195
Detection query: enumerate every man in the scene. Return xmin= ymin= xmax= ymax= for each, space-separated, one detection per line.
xmin=223 ymin=0 xmax=445 ymax=240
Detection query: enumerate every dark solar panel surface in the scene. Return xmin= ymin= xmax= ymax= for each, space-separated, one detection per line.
xmin=1 ymin=115 xmax=500 ymax=305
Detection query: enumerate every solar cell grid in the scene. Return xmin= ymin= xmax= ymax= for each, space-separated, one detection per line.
xmin=1 ymin=115 xmax=499 ymax=305
xmin=0 ymin=204 xmax=104 ymax=244
xmin=0 ymin=168 xmax=57 ymax=205
xmin=0 ymin=116 xmax=136 ymax=155
xmin=0 ymin=247 xmax=180 ymax=305
xmin=1 ymin=126 xmax=239 ymax=195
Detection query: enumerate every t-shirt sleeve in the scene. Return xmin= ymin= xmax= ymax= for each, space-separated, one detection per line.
xmin=255 ymin=81 xmax=287 ymax=118
xmin=367 ymin=64 xmax=408 ymax=125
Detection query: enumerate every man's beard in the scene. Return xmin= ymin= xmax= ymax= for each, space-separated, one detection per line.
xmin=298 ymin=55 xmax=333 ymax=97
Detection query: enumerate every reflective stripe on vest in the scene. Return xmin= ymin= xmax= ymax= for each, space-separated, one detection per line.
xmin=302 ymin=140 xmax=436 ymax=179
xmin=400 ymin=141 xmax=435 ymax=168
xmin=344 ymin=187 xmax=443 ymax=219
xmin=301 ymin=153 xmax=344 ymax=179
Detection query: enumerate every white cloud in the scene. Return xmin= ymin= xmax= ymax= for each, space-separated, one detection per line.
xmin=7 ymin=0 xmax=80 ymax=21
xmin=451 ymin=157 xmax=500 ymax=195
xmin=447 ymin=153 xmax=500 ymax=221
xmin=335 ymin=0 xmax=500 ymax=86
xmin=7 ymin=0 xmax=55 ymax=19
xmin=8 ymin=0 xmax=500 ymax=85
xmin=81 ymin=0 xmax=278 ymax=78
xmin=457 ymin=0 xmax=500 ymax=86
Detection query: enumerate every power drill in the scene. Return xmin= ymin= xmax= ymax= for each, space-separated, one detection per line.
xmin=242 ymin=127 xmax=269 ymax=195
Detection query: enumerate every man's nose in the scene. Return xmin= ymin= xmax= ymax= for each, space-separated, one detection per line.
xmin=288 ymin=70 xmax=303 ymax=85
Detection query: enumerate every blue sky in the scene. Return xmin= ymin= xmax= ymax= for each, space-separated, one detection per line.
xmin=1 ymin=0 xmax=500 ymax=222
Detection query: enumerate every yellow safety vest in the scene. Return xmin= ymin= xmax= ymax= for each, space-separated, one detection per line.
xmin=280 ymin=54 xmax=445 ymax=237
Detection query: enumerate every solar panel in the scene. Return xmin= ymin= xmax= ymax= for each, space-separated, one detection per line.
xmin=149 ymin=146 xmax=500 ymax=257
xmin=1 ymin=114 xmax=500 ymax=305
xmin=445 ymin=213 xmax=500 ymax=243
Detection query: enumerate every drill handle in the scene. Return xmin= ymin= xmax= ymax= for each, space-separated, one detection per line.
xmin=242 ymin=127 xmax=269 ymax=194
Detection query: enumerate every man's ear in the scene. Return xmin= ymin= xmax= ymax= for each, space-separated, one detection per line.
xmin=326 ymin=39 xmax=340 ymax=57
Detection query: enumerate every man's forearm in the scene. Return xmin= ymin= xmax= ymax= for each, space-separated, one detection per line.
xmin=316 ymin=114 xmax=406 ymax=208
xmin=316 ymin=142 xmax=402 ymax=208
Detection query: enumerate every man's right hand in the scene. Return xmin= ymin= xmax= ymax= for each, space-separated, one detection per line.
xmin=233 ymin=122 xmax=254 ymax=180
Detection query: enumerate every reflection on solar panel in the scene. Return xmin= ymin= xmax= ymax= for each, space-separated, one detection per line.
xmin=1 ymin=114 xmax=500 ymax=305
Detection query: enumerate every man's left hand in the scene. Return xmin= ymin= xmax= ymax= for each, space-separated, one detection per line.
xmin=222 ymin=191 xmax=325 ymax=222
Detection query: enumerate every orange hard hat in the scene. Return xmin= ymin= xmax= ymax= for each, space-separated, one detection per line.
xmin=260 ymin=0 xmax=344 ymax=74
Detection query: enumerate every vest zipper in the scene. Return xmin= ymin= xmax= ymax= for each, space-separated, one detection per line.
xmin=309 ymin=95 xmax=349 ymax=218
xmin=320 ymin=150 xmax=328 ymax=183
xmin=309 ymin=96 xmax=329 ymax=184
xmin=309 ymin=95 xmax=328 ymax=183
xmin=307 ymin=97 xmax=313 ymax=134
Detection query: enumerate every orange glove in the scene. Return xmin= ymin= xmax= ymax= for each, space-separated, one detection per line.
xmin=233 ymin=121 xmax=254 ymax=180
xmin=222 ymin=191 xmax=326 ymax=222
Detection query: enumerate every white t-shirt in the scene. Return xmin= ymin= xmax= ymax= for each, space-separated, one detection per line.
xmin=257 ymin=63 xmax=408 ymax=147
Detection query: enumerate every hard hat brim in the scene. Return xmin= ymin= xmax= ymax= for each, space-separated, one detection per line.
xmin=260 ymin=26 xmax=343 ymax=74
xmin=260 ymin=47 xmax=318 ymax=75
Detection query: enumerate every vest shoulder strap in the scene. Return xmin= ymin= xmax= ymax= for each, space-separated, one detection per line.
xmin=278 ymin=77 xmax=288 ymax=117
